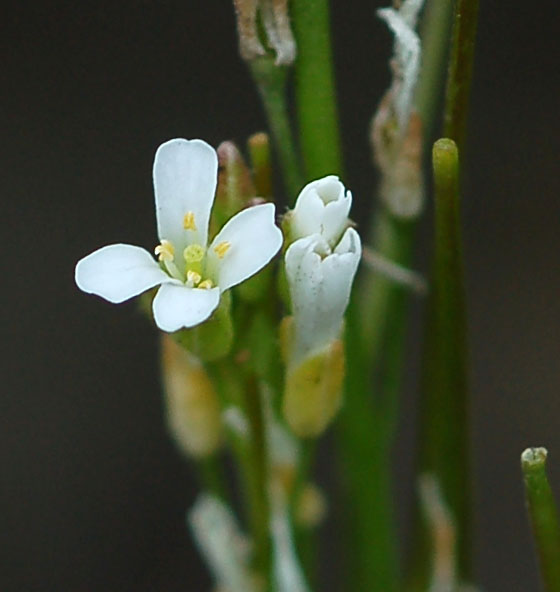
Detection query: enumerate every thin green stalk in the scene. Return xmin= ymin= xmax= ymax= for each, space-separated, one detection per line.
xmin=522 ymin=448 xmax=560 ymax=592
xmin=250 ymin=57 xmax=304 ymax=198
xmin=358 ymin=211 xmax=416 ymax=361
xmin=409 ymin=139 xmax=470 ymax=590
xmin=242 ymin=376 xmax=272 ymax=583
xmin=335 ymin=209 xmax=416 ymax=592
xmin=290 ymin=440 xmax=318 ymax=587
xmin=291 ymin=0 xmax=343 ymax=180
xmin=414 ymin=0 xmax=456 ymax=140
xmin=198 ymin=455 xmax=228 ymax=501
xmin=337 ymin=423 xmax=397 ymax=592
xmin=443 ymin=0 xmax=480 ymax=153
xmin=209 ymin=360 xmax=273 ymax=588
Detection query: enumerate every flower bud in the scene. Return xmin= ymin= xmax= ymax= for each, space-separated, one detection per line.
xmin=248 ymin=132 xmax=272 ymax=198
xmin=214 ymin=141 xmax=257 ymax=231
xmin=161 ymin=335 xmax=222 ymax=458
xmin=284 ymin=175 xmax=352 ymax=248
xmin=283 ymin=179 xmax=361 ymax=437
xmin=284 ymin=228 xmax=361 ymax=365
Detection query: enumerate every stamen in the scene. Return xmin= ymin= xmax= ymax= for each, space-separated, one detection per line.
xmin=198 ymin=279 xmax=214 ymax=290
xmin=183 ymin=211 xmax=197 ymax=231
xmin=187 ymin=270 xmax=202 ymax=286
xmin=155 ymin=240 xmax=175 ymax=262
xmin=213 ymin=241 xmax=231 ymax=259
xmin=184 ymin=244 xmax=205 ymax=263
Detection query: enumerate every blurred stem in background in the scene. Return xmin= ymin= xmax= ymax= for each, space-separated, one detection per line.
xmin=408 ymin=138 xmax=470 ymax=590
xmin=336 ymin=0 xmax=460 ymax=587
xmin=250 ymin=58 xmax=303 ymax=198
xmin=414 ymin=0 xmax=456 ymax=143
xmin=443 ymin=0 xmax=480 ymax=154
xmin=521 ymin=448 xmax=560 ymax=592
xmin=291 ymin=0 xmax=344 ymax=180
xmin=408 ymin=0 xmax=480 ymax=584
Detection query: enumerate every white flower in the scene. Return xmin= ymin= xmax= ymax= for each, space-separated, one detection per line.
xmin=285 ymin=227 xmax=361 ymax=364
xmin=289 ymin=175 xmax=352 ymax=247
xmin=75 ymin=138 xmax=283 ymax=332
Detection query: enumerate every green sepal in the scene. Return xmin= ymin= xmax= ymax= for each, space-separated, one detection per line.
xmin=172 ymin=292 xmax=234 ymax=362
xmin=283 ymin=338 xmax=345 ymax=438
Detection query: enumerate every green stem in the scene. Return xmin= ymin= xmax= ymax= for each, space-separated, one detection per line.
xmin=242 ymin=376 xmax=272 ymax=584
xmin=290 ymin=440 xmax=318 ymax=587
xmin=410 ymin=139 xmax=470 ymax=590
xmin=208 ymin=360 xmax=272 ymax=588
xmin=358 ymin=211 xmax=416 ymax=360
xmin=197 ymin=455 xmax=228 ymax=501
xmin=250 ymin=57 xmax=304 ymax=198
xmin=443 ymin=0 xmax=480 ymax=153
xmin=414 ymin=0 xmax=456 ymax=140
xmin=338 ymin=214 xmax=414 ymax=592
xmin=291 ymin=0 xmax=343 ymax=180
xmin=522 ymin=448 xmax=560 ymax=592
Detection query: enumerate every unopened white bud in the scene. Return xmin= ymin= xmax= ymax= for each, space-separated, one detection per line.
xmin=287 ymin=175 xmax=352 ymax=247
xmin=284 ymin=228 xmax=361 ymax=365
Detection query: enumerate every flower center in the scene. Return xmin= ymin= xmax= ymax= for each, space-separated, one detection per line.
xmin=153 ymin=213 xmax=228 ymax=290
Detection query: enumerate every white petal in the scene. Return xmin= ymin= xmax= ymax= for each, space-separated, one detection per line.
xmin=334 ymin=227 xmax=362 ymax=257
xmin=75 ymin=244 xmax=171 ymax=303
xmin=153 ymin=138 xmax=218 ymax=252
xmin=207 ymin=203 xmax=283 ymax=292
xmin=291 ymin=176 xmax=351 ymax=245
xmin=321 ymin=190 xmax=352 ymax=245
xmin=152 ymin=284 xmax=220 ymax=332
xmin=284 ymin=230 xmax=361 ymax=363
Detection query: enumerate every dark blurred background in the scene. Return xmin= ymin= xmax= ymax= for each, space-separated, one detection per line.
xmin=2 ymin=1 xmax=559 ymax=590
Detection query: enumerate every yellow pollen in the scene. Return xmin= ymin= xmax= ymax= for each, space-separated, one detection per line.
xmin=154 ymin=240 xmax=175 ymax=262
xmin=213 ymin=241 xmax=231 ymax=259
xmin=186 ymin=270 xmax=202 ymax=285
xmin=183 ymin=211 xmax=197 ymax=231
xmin=183 ymin=243 xmax=205 ymax=263
xmin=198 ymin=279 xmax=214 ymax=290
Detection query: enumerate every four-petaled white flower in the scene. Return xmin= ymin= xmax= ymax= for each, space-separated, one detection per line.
xmin=289 ymin=175 xmax=352 ymax=247
xmin=75 ymin=138 xmax=283 ymax=332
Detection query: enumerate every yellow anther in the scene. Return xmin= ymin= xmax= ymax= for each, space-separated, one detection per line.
xmin=186 ymin=270 xmax=202 ymax=286
xmin=155 ymin=240 xmax=175 ymax=262
xmin=183 ymin=244 xmax=205 ymax=263
xmin=213 ymin=241 xmax=231 ymax=259
xmin=198 ymin=279 xmax=214 ymax=290
xmin=183 ymin=211 xmax=197 ymax=231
